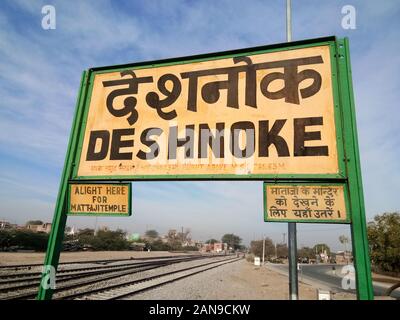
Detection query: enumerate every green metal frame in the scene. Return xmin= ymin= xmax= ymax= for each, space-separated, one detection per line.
xmin=334 ymin=38 xmax=374 ymax=299
xmin=37 ymin=71 xmax=90 ymax=300
xmin=263 ymin=181 xmax=351 ymax=224
xmin=37 ymin=36 xmax=373 ymax=300
xmin=67 ymin=182 xmax=132 ymax=216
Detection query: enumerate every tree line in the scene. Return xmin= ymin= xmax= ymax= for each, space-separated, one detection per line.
xmin=249 ymin=239 xmax=331 ymax=262
xmin=0 ymin=212 xmax=398 ymax=275
xmin=249 ymin=212 xmax=399 ymax=274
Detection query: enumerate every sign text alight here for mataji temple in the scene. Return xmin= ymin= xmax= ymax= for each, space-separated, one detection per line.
xmin=68 ymin=183 xmax=131 ymax=216
xmin=38 ymin=37 xmax=374 ymax=300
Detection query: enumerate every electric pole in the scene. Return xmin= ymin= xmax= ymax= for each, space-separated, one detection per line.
xmin=262 ymin=236 xmax=266 ymax=265
xmin=286 ymin=0 xmax=298 ymax=301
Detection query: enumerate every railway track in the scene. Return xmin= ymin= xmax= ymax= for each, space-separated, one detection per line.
xmin=0 ymin=255 xmax=215 ymax=300
xmin=0 ymin=255 xmax=204 ymax=282
xmin=63 ymin=257 xmax=241 ymax=300
xmin=0 ymin=254 xmax=201 ymax=271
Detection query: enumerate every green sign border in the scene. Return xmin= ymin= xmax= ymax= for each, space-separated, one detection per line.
xmin=37 ymin=36 xmax=374 ymax=300
xmin=67 ymin=182 xmax=132 ymax=216
xmin=335 ymin=38 xmax=374 ymax=300
xmin=71 ymin=37 xmax=346 ymax=181
xmin=263 ymin=181 xmax=351 ymax=223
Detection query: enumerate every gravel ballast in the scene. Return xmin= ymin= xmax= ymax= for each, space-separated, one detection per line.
xmin=130 ymin=260 xmax=357 ymax=300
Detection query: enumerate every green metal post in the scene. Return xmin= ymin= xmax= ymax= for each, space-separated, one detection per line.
xmin=337 ymin=38 xmax=374 ymax=300
xmin=36 ymin=71 xmax=89 ymax=300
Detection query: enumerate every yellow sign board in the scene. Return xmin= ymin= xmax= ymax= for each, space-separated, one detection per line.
xmin=76 ymin=45 xmax=338 ymax=178
xmin=264 ymin=184 xmax=348 ymax=223
xmin=68 ymin=183 xmax=131 ymax=216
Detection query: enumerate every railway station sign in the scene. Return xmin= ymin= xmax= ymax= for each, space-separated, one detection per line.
xmin=74 ymin=42 xmax=342 ymax=179
xmin=68 ymin=183 xmax=131 ymax=216
xmin=264 ymin=183 xmax=349 ymax=223
xmin=38 ymin=37 xmax=374 ymax=300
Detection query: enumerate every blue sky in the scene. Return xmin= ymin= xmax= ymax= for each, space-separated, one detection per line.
xmin=0 ymin=0 xmax=399 ymax=251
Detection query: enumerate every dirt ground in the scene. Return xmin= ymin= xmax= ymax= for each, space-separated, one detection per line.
xmin=0 ymin=251 xmax=195 ymax=265
xmin=231 ymin=261 xmax=356 ymax=300
xmin=231 ymin=261 xmax=324 ymax=300
xmin=132 ymin=259 xmax=356 ymax=300
xmin=371 ymin=272 xmax=400 ymax=284
xmin=0 ymin=252 xmax=391 ymax=300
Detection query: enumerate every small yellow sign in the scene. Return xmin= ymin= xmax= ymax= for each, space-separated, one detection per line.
xmin=264 ymin=184 xmax=348 ymax=223
xmin=68 ymin=183 xmax=131 ymax=216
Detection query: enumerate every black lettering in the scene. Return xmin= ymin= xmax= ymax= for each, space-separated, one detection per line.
xmin=102 ymin=70 xmax=153 ymax=125
xmin=259 ymin=56 xmax=323 ymax=105
xmin=198 ymin=123 xmax=225 ymax=158
xmin=86 ymin=130 xmax=110 ymax=161
xmin=294 ymin=117 xmax=328 ymax=156
xmin=110 ymin=129 xmax=134 ymax=160
xmin=233 ymin=56 xmax=257 ymax=108
xmin=137 ymin=127 xmax=163 ymax=160
xmin=259 ymin=120 xmax=290 ymax=157
xmin=168 ymin=125 xmax=195 ymax=159
xmin=145 ymin=74 xmax=180 ymax=120
xmin=230 ymin=121 xmax=255 ymax=158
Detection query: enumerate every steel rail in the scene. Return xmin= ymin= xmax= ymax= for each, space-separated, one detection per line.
xmin=0 ymin=255 xmax=205 ymax=281
xmin=109 ymin=258 xmax=242 ymax=300
xmin=0 ymin=256 xmax=207 ymax=293
xmin=0 ymin=253 xmax=204 ymax=270
xmin=2 ymin=255 xmax=220 ymax=300
xmin=60 ymin=257 xmax=240 ymax=300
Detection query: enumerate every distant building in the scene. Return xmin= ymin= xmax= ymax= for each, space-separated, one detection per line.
xmin=200 ymin=243 xmax=213 ymax=253
xmin=26 ymin=224 xmax=40 ymax=232
xmin=38 ymin=223 xmax=52 ymax=233
xmin=213 ymin=242 xmax=228 ymax=253
xmin=161 ymin=229 xmax=195 ymax=246
xmin=200 ymin=242 xmax=228 ymax=253
xmin=181 ymin=239 xmax=197 ymax=247
xmin=334 ymin=251 xmax=353 ymax=264
xmin=0 ymin=220 xmax=17 ymax=229
xmin=26 ymin=222 xmax=52 ymax=233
